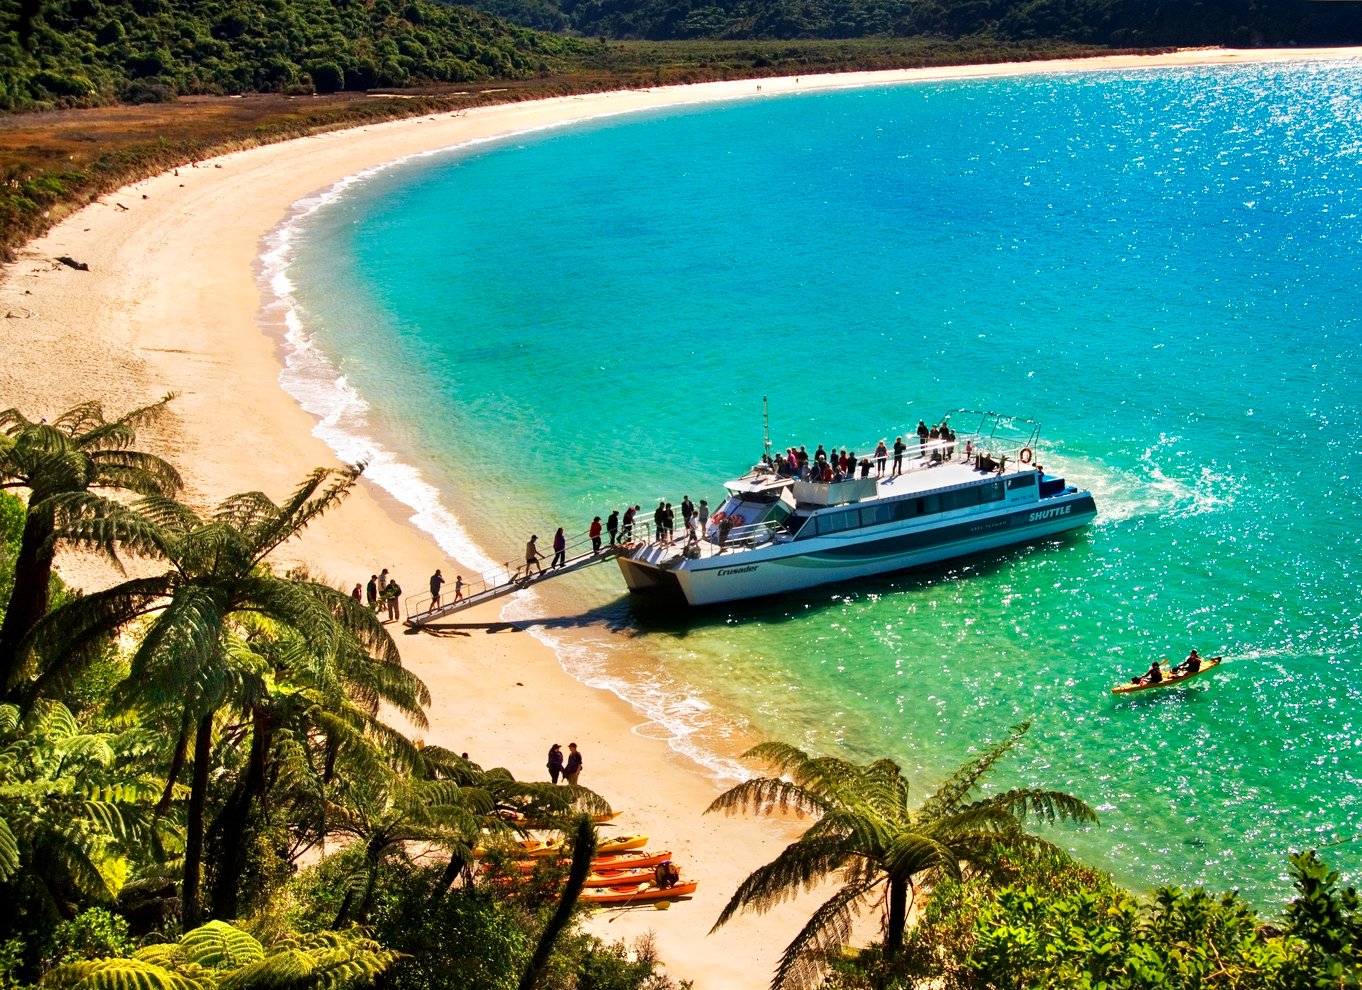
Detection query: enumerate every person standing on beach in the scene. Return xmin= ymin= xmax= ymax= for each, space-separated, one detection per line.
xmin=385 ymin=576 xmax=402 ymax=621
xmin=606 ymin=509 xmax=619 ymax=546
xmin=366 ymin=574 xmax=378 ymax=609
xmin=547 ymin=743 xmax=564 ymax=784
xmin=351 ymin=583 xmax=363 ymax=604
xmin=551 ymin=527 xmax=567 ymax=568
xmin=429 ymin=568 xmax=444 ymax=608
xmin=564 ymin=742 xmax=583 ymax=786
xmin=589 ymin=516 xmax=602 ymax=553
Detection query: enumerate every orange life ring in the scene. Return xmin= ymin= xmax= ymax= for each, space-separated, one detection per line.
xmin=1019 ymin=447 xmax=1033 ymax=464
xmin=729 ymin=513 xmax=746 ymax=527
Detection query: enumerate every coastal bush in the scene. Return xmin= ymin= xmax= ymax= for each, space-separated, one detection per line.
xmin=823 ymin=845 xmax=1362 ymax=989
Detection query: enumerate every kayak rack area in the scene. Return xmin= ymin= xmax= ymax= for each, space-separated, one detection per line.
xmin=403 ymin=528 xmax=629 ymax=627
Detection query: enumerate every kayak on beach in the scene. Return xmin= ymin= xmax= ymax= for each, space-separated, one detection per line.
xmin=1112 ymin=656 xmax=1223 ymax=694
xmin=476 ymin=834 xmax=648 ymax=859
xmin=580 ymin=879 xmax=698 ymax=904
xmin=513 ymin=848 xmax=676 ymax=873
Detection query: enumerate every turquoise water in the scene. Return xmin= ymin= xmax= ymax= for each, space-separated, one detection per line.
xmin=277 ymin=59 xmax=1362 ymax=907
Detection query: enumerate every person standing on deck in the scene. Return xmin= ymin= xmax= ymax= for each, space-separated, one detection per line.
xmin=698 ymin=499 xmax=710 ymax=531
xmin=653 ymin=500 xmax=667 ymax=545
xmin=551 ymin=527 xmax=567 ymax=568
xmin=589 ymin=516 xmax=603 ymax=553
xmin=893 ymin=436 xmax=906 ymax=476
xmin=453 ymin=575 xmax=464 ymax=603
xmin=429 ymin=569 xmax=444 ymax=608
xmin=875 ymin=440 xmax=888 ymax=477
xmin=606 ymin=509 xmax=619 ymax=546
xmin=917 ymin=420 xmax=930 ymax=454
xmin=622 ymin=505 xmax=637 ymax=541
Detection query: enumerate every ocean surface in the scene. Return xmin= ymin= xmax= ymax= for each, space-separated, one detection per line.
xmin=268 ymin=58 xmax=1362 ymax=909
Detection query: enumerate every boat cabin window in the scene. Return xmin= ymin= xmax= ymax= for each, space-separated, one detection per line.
xmin=816 ymin=508 xmax=859 ymax=535
xmin=1007 ymin=474 xmax=1037 ymax=491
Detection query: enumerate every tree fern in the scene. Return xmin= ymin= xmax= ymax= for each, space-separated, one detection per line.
xmin=707 ymin=721 xmax=1096 ymax=990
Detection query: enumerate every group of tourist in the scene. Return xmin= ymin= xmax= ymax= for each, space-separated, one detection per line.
xmin=352 ymin=567 xmax=403 ymax=621
xmin=652 ymin=495 xmax=710 ymax=547
xmin=767 ymin=421 xmax=961 ymax=483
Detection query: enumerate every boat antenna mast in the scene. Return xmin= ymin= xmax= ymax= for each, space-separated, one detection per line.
xmin=762 ymin=395 xmax=772 ymax=465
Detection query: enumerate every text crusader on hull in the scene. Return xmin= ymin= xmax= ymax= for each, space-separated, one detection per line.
xmin=615 ymin=411 xmax=1097 ymax=607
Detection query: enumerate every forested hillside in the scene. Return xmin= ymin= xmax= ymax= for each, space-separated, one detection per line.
xmin=0 ymin=0 xmax=585 ymax=110
xmin=443 ymin=0 xmax=1362 ymax=45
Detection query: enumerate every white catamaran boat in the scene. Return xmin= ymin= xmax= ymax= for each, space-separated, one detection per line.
xmin=615 ymin=411 xmax=1097 ymax=606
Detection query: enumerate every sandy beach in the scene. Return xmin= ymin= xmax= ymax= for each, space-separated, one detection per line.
xmin=2 ymin=46 xmax=1358 ymax=985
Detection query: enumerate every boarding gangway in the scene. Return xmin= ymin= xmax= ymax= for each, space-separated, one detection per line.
xmin=403 ymin=527 xmax=629 ymax=627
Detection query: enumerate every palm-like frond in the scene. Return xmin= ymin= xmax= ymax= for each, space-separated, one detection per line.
xmin=711 ymin=833 xmax=858 ymax=931
xmin=767 ymin=879 xmax=877 ymax=990
xmin=39 ymin=957 xmax=201 ymax=990
xmin=705 ymin=776 xmax=831 ymax=819
xmin=915 ymin=720 xmax=1031 ymax=823
xmin=176 ymin=920 xmax=266 ymax=969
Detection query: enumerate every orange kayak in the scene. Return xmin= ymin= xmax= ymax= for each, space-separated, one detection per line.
xmin=512 ymin=847 xmax=675 ymax=873
xmin=591 ymin=849 xmax=674 ymax=870
xmin=477 ymin=834 xmax=647 ymax=860
xmin=1112 ymin=657 xmax=1222 ymax=694
xmin=580 ymin=880 xmax=698 ymax=904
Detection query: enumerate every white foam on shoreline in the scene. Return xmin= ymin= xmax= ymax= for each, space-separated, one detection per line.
xmin=260 ymin=131 xmax=754 ymax=788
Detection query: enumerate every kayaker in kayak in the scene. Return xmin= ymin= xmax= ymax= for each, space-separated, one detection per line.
xmin=1172 ymin=649 xmax=1202 ymax=675
xmin=1140 ymin=660 xmax=1164 ymax=685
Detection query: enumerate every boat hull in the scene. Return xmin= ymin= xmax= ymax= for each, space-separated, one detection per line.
xmin=1112 ymin=658 xmax=1223 ymax=694
xmin=619 ymin=492 xmax=1096 ymax=606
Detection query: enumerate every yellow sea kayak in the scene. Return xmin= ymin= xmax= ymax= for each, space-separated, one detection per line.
xmin=1112 ymin=657 xmax=1222 ymax=694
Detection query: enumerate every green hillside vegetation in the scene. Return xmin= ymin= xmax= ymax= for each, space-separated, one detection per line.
xmin=445 ymin=0 xmax=1362 ymax=46
xmin=0 ymin=0 xmax=590 ymax=111
xmin=0 ymin=399 xmax=1359 ymax=989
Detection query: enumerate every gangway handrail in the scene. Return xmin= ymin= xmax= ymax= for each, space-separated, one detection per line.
xmin=404 ymin=523 xmax=624 ymax=621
